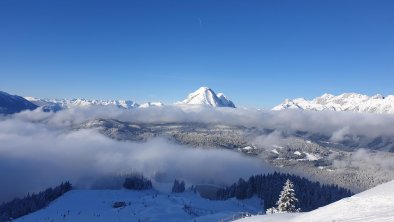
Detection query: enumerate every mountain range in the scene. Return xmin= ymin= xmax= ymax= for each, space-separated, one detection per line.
xmin=24 ymin=97 xmax=140 ymax=111
xmin=3 ymin=89 xmax=394 ymax=114
xmin=23 ymin=87 xmax=235 ymax=112
xmin=273 ymin=93 xmax=394 ymax=114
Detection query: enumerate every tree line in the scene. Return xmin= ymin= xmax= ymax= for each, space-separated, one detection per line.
xmin=215 ymin=172 xmax=352 ymax=212
xmin=0 ymin=182 xmax=72 ymax=222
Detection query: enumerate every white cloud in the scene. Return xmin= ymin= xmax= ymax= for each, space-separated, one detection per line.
xmin=2 ymin=106 xmax=394 ymax=202
xmin=0 ymin=109 xmax=271 ymax=202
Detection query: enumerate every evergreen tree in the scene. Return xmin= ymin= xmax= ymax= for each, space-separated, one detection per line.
xmin=123 ymin=175 xmax=152 ymax=190
xmin=214 ymin=172 xmax=352 ymax=212
xmin=235 ymin=178 xmax=248 ymax=199
xmin=172 ymin=179 xmax=185 ymax=193
xmin=275 ymin=179 xmax=300 ymax=213
xmin=0 ymin=182 xmax=72 ymax=221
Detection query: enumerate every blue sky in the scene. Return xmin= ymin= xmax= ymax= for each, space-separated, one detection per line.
xmin=0 ymin=0 xmax=393 ymax=108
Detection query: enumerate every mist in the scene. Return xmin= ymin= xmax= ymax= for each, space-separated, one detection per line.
xmin=0 ymin=109 xmax=271 ymax=202
xmin=12 ymin=105 xmax=394 ymax=139
xmin=2 ymin=106 xmax=394 ymax=202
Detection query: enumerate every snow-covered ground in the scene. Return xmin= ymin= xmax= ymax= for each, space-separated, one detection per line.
xmin=237 ymin=180 xmax=394 ymax=222
xmin=16 ymin=189 xmax=262 ymax=222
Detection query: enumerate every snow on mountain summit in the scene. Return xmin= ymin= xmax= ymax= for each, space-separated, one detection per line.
xmin=273 ymin=93 xmax=394 ymax=114
xmin=178 ymin=87 xmax=236 ymax=108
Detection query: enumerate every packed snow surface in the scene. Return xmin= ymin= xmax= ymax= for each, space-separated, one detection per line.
xmin=273 ymin=93 xmax=394 ymax=114
xmin=16 ymin=189 xmax=262 ymax=222
xmin=237 ymin=180 xmax=394 ymax=222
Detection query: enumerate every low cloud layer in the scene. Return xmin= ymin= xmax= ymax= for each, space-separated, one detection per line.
xmin=332 ymin=148 xmax=394 ymax=171
xmin=0 ymin=108 xmax=271 ymax=202
xmin=1 ymin=106 xmax=394 ymax=202
xmin=12 ymin=105 xmax=394 ymax=138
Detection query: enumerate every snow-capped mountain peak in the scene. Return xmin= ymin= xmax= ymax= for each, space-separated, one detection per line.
xmin=273 ymin=92 xmax=394 ymax=114
xmin=178 ymin=87 xmax=236 ymax=108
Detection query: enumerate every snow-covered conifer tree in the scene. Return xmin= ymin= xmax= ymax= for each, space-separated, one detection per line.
xmin=275 ymin=179 xmax=300 ymax=213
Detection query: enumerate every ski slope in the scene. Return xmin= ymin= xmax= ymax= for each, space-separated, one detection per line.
xmin=16 ymin=189 xmax=262 ymax=222
xmin=237 ymin=180 xmax=394 ymax=222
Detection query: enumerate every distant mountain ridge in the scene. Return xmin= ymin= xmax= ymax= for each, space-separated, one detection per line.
xmin=273 ymin=93 xmax=394 ymax=114
xmin=25 ymin=97 xmax=140 ymax=110
xmin=24 ymin=87 xmax=235 ymax=110
xmin=0 ymin=91 xmax=38 ymax=114
xmin=13 ymin=90 xmax=394 ymax=114
xmin=177 ymin=87 xmax=236 ymax=108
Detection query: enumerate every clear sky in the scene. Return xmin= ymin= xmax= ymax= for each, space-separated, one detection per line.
xmin=0 ymin=0 xmax=393 ymax=108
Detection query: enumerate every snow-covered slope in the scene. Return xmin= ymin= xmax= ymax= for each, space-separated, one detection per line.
xmin=0 ymin=91 xmax=38 ymax=114
xmin=16 ymin=189 xmax=261 ymax=222
xmin=178 ymin=87 xmax=236 ymax=108
xmin=217 ymin=93 xmax=236 ymax=108
xmin=273 ymin=93 xmax=394 ymax=114
xmin=237 ymin=180 xmax=394 ymax=222
xmin=25 ymin=97 xmax=139 ymax=110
